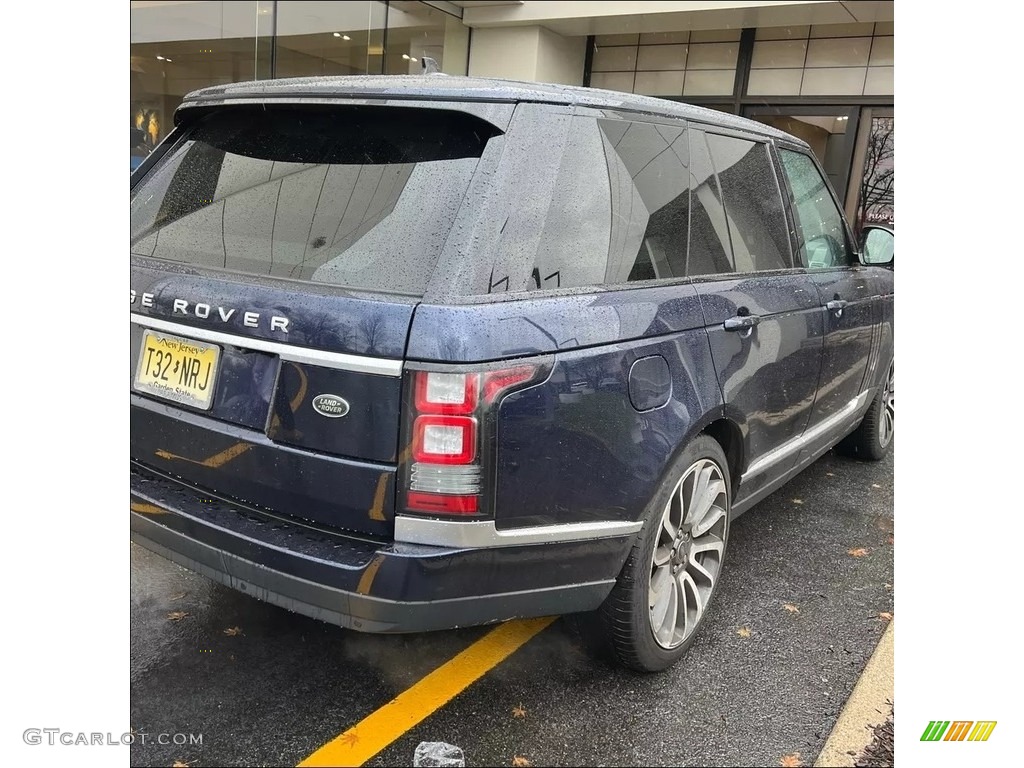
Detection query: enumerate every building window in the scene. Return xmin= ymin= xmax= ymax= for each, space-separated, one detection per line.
xmin=274 ymin=1 xmax=387 ymax=78
xmin=130 ymin=1 xmax=276 ymax=152
xmin=386 ymin=1 xmax=469 ymax=75
xmin=854 ymin=115 xmax=894 ymax=232
xmin=131 ymin=0 xmax=468 ymax=158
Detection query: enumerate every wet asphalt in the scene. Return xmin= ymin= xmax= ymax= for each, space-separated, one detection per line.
xmin=130 ymin=446 xmax=894 ymax=768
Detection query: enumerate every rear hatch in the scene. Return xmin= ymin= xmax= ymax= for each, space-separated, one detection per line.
xmin=130 ymin=102 xmax=503 ymax=537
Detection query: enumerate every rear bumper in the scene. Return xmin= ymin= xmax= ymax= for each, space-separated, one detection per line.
xmin=130 ymin=467 xmax=634 ymax=633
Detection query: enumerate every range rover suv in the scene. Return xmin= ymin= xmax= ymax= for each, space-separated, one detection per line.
xmin=130 ymin=75 xmax=894 ymax=672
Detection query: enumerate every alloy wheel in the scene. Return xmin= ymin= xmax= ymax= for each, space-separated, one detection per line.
xmin=879 ymin=363 xmax=894 ymax=447
xmin=648 ymin=458 xmax=729 ymax=649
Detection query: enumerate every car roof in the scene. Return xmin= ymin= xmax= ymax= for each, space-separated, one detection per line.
xmin=178 ymin=74 xmax=805 ymax=145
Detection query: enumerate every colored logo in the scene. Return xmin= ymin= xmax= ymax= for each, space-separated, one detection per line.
xmin=921 ymin=721 xmax=997 ymax=742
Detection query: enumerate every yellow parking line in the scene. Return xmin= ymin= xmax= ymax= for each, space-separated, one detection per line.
xmin=297 ymin=617 xmax=556 ymax=767
xmin=155 ymin=441 xmax=252 ymax=468
xmin=355 ymin=556 xmax=385 ymax=596
xmin=130 ymin=502 xmax=167 ymax=515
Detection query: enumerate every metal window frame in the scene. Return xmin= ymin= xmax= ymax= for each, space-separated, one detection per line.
xmin=742 ymin=103 xmax=862 ymax=207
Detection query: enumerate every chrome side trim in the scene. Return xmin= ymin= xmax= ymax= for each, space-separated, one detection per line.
xmin=395 ymin=517 xmax=643 ymax=548
xmin=130 ymin=313 xmax=403 ymax=377
xmin=742 ymin=389 xmax=872 ymax=480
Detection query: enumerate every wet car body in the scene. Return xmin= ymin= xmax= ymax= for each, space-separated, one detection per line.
xmin=130 ymin=75 xmax=894 ymax=666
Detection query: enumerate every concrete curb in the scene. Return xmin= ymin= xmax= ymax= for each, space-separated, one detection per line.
xmin=814 ymin=619 xmax=894 ymax=767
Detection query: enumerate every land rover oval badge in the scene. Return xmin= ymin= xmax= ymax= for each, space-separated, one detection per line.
xmin=312 ymin=394 xmax=350 ymax=418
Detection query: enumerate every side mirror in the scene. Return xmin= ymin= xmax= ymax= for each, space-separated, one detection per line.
xmin=860 ymin=225 xmax=894 ymax=268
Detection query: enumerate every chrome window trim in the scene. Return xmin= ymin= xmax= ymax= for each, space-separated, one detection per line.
xmin=130 ymin=313 xmax=403 ymax=377
xmin=742 ymin=389 xmax=872 ymax=480
xmin=395 ymin=517 xmax=643 ymax=548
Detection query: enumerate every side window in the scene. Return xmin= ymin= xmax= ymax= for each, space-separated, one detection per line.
xmin=524 ymin=116 xmax=692 ymax=291
xmin=706 ymin=134 xmax=793 ymax=272
xmin=778 ymin=149 xmax=851 ymax=269
xmin=686 ymin=131 xmax=734 ymax=277
xmin=603 ymin=120 xmax=690 ymax=283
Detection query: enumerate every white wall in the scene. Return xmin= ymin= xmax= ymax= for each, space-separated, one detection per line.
xmin=468 ymin=27 xmax=541 ymax=81
xmin=468 ymin=25 xmax=585 ymax=85
xmin=536 ymin=27 xmax=586 ymax=85
xmin=442 ymin=15 xmax=471 ymax=76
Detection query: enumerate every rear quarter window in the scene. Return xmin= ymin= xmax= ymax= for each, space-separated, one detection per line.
xmin=130 ymin=105 xmax=500 ymax=297
xmin=466 ymin=110 xmax=793 ymax=297
xmin=477 ymin=112 xmax=695 ymax=294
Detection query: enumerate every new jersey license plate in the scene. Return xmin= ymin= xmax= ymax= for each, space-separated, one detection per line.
xmin=134 ymin=330 xmax=220 ymax=410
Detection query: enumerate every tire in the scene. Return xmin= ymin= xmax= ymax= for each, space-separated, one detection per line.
xmin=596 ymin=434 xmax=731 ymax=672
xmin=840 ymin=360 xmax=894 ymax=461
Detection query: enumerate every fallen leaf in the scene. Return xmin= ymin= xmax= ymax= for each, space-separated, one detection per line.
xmin=783 ymin=604 xmax=800 ymax=614
xmin=169 ymin=592 xmax=187 ymax=601
xmin=737 ymin=627 xmax=752 ymax=638
xmin=847 ymin=547 xmax=869 ymax=558
xmin=888 ymin=536 xmax=894 ymax=545
xmin=884 ymin=583 xmax=893 ymax=590
xmin=166 ymin=611 xmax=189 ymax=622
xmin=791 ymin=498 xmax=804 ymax=505
xmin=512 ymin=703 xmax=527 ymax=719
xmin=780 ymin=753 xmax=802 ymax=767
xmin=877 ymin=612 xmax=893 ymax=622
xmin=173 ymin=762 xmax=190 ymax=768
xmin=223 ymin=626 xmax=243 ymax=636
xmin=512 ymin=757 xmax=532 ymax=767
xmin=340 ymin=731 xmax=359 ymax=748
xmin=826 ymin=472 xmax=835 ymax=477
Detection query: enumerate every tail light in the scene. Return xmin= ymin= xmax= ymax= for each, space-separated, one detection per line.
xmin=412 ymin=416 xmax=477 ymax=464
xmin=399 ymin=364 xmax=547 ymax=518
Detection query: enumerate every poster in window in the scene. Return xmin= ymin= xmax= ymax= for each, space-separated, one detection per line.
xmin=857 ymin=117 xmax=894 ymax=233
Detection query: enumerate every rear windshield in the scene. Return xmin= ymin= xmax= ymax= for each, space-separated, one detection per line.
xmin=130 ymin=105 xmax=497 ymax=296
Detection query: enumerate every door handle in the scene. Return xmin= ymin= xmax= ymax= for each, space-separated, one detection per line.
xmin=826 ymin=299 xmax=849 ymax=315
xmin=724 ymin=314 xmax=761 ymax=332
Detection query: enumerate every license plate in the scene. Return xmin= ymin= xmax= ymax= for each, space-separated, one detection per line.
xmin=134 ymin=330 xmax=220 ymax=410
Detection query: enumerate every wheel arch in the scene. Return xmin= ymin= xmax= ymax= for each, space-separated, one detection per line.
xmin=700 ymin=417 xmax=745 ymax=501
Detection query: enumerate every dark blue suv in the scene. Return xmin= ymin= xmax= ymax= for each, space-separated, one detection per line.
xmin=130 ymin=76 xmax=894 ymax=672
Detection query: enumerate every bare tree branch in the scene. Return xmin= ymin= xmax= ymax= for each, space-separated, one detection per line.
xmin=857 ymin=118 xmax=895 ymax=230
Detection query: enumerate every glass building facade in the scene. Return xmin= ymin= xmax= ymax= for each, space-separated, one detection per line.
xmin=131 ymin=2 xmax=892 ymax=228
xmin=131 ymin=1 xmax=468 ymax=147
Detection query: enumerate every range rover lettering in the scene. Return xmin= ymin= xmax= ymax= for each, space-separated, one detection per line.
xmin=129 ymin=75 xmax=894 ymax=672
